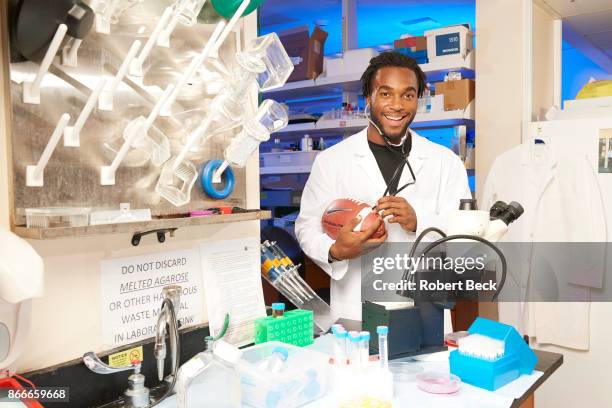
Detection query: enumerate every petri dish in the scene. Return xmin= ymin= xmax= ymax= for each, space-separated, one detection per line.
xmin=388 ymin=362 xmax=423 ymax=383
xmin=416 ymin=371 xmax=461 ymax=394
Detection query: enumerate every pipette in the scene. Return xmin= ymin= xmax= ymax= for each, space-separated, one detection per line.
xmin=261 ymin=245 xmax=310 ymax=301
xmin=260 ymin=249 xmax=306 ymax=302
xmin=264 ymin=242 xmax=312 ymax=300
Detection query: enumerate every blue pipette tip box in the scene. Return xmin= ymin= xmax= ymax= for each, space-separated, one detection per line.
xmin=449 ymin=317 xmax=538 ymax=391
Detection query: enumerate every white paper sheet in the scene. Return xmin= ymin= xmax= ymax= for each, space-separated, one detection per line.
xmin=100 ymin=247 xmax=203 ymax=348
xmin=200 ymin=238 xmax=266 ymax=346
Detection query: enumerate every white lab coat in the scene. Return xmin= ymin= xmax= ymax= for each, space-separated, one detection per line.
xmin=481 ymin=136 xmax=606 ymax=350
xmin=295 ymin=128 xmax=471 ymax=320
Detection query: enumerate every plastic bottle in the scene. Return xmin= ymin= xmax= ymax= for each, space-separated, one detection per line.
xmin=271 ymin=138 xmax=281 ymax=152
xmin=257 ymin=346 xmax=289 ymax=373
xmin=176 ymin=339 xmax=242 ymax=408
xmin=319 ymin=137 xmax=326 ymax=150
xmin=271 ymin=302 xmax=285 ymax=318
xmin=425 ymin=84 xmax=432 ymax=112
xmin=377 ymin=326 xmax=389 ymax=370
xmin=300 ymin=134 xmax=313 ymax=151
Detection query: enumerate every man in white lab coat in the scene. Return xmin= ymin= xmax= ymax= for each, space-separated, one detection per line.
xmin=295 ymin=52 xmax=471 ymax=320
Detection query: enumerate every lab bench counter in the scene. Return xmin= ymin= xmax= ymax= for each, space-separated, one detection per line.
xmin=511 ymin=349 xmax=563 ymax=408
xmin=144 ymin=345 xmax=563 ymax=408
xmin=21 ymin=320 xmax=562 ymax=408
xmin=335 ymin=318 xmax=563 ymax=408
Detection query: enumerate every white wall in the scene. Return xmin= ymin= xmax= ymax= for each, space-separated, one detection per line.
xmin=17 ymin=221 xmax=260 ymax=373
xmin=0 ymin=10 xmax=262 ymax=373
xmin=475 ymin=0 xmax=525 ymax=197
xmin=475 ymin=0 xmax=528 ymax=322
xmin=532 ymin=2 xmax=557 ymax=120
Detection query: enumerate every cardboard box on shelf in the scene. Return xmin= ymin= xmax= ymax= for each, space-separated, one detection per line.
xmin=430 ymin=94 xmax=445 ymax=113
xmin=343 ymin=48 xmax=378 ymax=74
xmin=394 ymin=36 xmax=428 ymax=51
xmin=324 ymin=57 xmax=344 ymax=77
xmin=434 ymin=79 xmax=475 ymax=111
xmin=425 ymin=25 xmax=473 ymax=62
xmin=279 ymin=26 xmax=328 ymax=82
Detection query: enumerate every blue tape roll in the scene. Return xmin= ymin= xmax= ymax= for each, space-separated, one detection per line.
xmin=201 ymin=160 xmax=235 ymax=199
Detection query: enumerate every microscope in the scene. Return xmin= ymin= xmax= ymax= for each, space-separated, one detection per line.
xmin=363 ymin=199 xmax=524 ymax=359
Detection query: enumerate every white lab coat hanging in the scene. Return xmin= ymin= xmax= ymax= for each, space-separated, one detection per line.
xmin=296 ymin=128 xmax=472 ymax=320
xmin=481 ymin=137 xmax=606 ymax=350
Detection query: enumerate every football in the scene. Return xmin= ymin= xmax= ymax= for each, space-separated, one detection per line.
xmin=321 ymin=198 xmax=386 ymax=240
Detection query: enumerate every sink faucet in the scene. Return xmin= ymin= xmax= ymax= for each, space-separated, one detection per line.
xmin=83 ymin=353 xmax=149 ymax=408
xmin=82 ymin=285 xmax=182 ymax=408
xmin=154 ymin=285 xmax=181 ymax=381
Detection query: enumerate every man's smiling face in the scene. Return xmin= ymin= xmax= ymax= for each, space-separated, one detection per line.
xmin=367 ymin=66 xmax=419 ymax=143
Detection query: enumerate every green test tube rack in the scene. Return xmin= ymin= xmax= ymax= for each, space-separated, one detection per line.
xmin=254 ymin=309 xmax=314 ymax=347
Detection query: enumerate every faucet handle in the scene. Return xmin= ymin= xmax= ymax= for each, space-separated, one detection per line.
xmin=83 ymin=351 xmax=141 ymax=375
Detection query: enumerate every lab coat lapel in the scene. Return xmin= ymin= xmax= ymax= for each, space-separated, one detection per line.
xmin=397 ymin=132 xmax=426 ymax=189
xmin=353 ymin=131 xmax=388 ymax=197
xmin=353 ymin=129 xmax=426 ymax=194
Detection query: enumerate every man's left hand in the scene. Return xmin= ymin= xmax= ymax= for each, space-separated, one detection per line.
xmin=376 ymin=196 xmax=417 ymax=232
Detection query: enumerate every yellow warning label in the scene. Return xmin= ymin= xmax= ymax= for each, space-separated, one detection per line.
xmin=108 ymin=346 xmax=143 ymax=367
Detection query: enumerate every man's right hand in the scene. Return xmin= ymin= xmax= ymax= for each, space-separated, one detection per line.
xmin=329 ymin=215 xmax=387 ymax=261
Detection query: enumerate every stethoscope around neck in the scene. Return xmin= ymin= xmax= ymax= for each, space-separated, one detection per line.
xmin=365 ymin=103 xmax=417 ymax=198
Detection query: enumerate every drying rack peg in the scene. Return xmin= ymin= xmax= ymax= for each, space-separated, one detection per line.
xmin=64 ymin=80 xmax=107 ymax=147
xmin=26 ymin=114 xmax=71 ymax=187
xmin=23 ymin=24 xmax=68 ymax=104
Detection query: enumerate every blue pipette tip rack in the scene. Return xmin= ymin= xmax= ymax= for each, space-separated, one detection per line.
xmin=449 ymin=317 xmax=538 ymax=391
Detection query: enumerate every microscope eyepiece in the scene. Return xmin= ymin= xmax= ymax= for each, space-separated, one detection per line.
xmin=489 ymin=200 xmax=524 ymax=225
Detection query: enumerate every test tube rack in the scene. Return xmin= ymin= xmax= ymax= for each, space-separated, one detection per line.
xmin=254 ymin=309 xmax=314 ymax=347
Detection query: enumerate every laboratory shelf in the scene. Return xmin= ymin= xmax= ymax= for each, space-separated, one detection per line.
xmin=280 ymin=122 xmax=317 ymax=134
xmin=260 ymin=165 xmax=313 ymax=175
xmin=264 ymin=72 xmax=362 ymax=102
xmin=12 ymin=210 xmax=271 ymax=240
xmin=263 ymin=51 xmax=475 ymax=102
xmin=273 ymin=102 xmax=475 ymax=140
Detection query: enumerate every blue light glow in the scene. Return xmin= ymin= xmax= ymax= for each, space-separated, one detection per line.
xmin=561 ymin=40 xmax=612 ymax=106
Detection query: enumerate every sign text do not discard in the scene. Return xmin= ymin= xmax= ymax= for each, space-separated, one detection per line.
xmin=101 ymin=248 xmax=203 ymax=348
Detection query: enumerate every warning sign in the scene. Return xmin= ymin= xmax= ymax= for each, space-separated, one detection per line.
xmin=101 ymin=248 xmax=203 ymax=348
xmin=109 ymin=346 xmax=143 ymax=367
